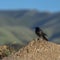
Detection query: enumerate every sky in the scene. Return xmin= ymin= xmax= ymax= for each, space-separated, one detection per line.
xmin=0 ymin=0 xmax=60 ymax=12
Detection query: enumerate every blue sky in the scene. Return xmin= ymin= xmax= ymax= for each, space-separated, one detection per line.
xmin=0 ymin=0 xmax=60 ymax=12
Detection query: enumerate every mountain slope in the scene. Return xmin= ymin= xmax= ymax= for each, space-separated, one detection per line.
xmin=0 ymin=10 xmax=60 ymax=44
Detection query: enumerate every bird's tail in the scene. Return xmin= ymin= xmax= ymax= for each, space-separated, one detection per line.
xmin=43 ymin=36 xmax=48 ymax=41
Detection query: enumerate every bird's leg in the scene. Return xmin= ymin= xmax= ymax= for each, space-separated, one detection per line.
xmin=37 ymin=38 xmax=40 ymax=40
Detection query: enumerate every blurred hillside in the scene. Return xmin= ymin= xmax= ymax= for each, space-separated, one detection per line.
xmin=0 ymin=10 xmax=60 ymax=45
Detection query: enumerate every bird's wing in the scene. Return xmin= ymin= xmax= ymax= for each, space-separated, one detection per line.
xmin=42 ymin=31 xmax=47 ymax=36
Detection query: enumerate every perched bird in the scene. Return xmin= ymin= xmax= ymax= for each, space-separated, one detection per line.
xmin=35 ymin=27 xmax=48 ymax=41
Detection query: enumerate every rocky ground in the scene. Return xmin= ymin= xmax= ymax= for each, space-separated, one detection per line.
xmin=0 ymin=45 xmax=15 ymax=59
xmin=2 ymin=38 xmax=60 ymax=60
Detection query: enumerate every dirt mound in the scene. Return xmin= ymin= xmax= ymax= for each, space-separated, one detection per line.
xmin=2 ymin=38 xmax=60 ymax=60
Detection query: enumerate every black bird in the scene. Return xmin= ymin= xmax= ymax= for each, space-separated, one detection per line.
xmin=35 ymin=27 xmax=48 ymax=41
